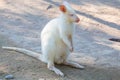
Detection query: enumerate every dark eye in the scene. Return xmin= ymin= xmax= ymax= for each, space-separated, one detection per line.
xmin=70 ymin=14 xmax=74 ymax=16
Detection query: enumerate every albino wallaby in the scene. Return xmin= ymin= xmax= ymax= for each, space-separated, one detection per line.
xmin=2 ymin=1 xmax=84 ymax=76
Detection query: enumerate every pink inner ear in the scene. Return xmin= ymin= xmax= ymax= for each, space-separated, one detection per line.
xmin=59 ymin=5 xmax=66 ymax=12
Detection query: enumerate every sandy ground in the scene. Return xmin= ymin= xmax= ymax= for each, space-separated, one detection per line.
xmin=0 ymin=0 xmax=120 ymax=80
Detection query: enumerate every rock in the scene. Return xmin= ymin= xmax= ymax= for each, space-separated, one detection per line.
xmin=5 ymin=74 xmax=14 ymax=79
xmin=46 ymin=5 xmax=53 ymax=10
xmin=109 ymin=38 xmax=120 ymax=42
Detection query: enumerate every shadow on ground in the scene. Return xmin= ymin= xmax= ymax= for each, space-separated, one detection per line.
xmin=0 ymin=32 xmax=120 ymax=80
xmin=0 ymin=0 xmax=120 ymax=80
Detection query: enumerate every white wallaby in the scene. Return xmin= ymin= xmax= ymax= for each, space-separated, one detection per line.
xmin=2 ymin=1 xmax=84 ymax=76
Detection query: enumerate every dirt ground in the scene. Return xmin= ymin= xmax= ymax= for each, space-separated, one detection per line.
xmin=0 ymin=0 xmax=120 ymax=80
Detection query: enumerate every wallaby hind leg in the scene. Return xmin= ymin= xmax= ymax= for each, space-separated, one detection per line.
xmin=63 ymin=60 xmax=85 ymax=69
xmin=47 ymin=61 xmax=64 ymax=77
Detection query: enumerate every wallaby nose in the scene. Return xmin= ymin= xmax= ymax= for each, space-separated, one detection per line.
xmin=75 ymin=18 xmax=80 ymax=23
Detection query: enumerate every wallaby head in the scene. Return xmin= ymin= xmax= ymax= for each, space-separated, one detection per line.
xmin=59 ymin=1 xmax=80 ymax=23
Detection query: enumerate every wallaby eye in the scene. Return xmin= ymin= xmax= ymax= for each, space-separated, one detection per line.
xmin=70 ymin=14 xmax=74 ymax=16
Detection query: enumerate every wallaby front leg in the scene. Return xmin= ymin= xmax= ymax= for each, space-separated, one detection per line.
xmin=60 ymin=34 xmax=73 ymax=52
xmin=69 ymin=35 xmax=73 ymax=52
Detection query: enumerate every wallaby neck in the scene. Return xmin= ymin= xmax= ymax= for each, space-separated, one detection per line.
xmin=59 ymin=13 xmax=74 ymax=25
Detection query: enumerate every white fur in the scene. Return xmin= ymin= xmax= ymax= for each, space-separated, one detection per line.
xmin=41 ymin=1 xmax=84 ymax=76
xmin=2 ymin=1 xmax=84 ymax=77
xmin=2 ymin=46 xmax=42 ymax=60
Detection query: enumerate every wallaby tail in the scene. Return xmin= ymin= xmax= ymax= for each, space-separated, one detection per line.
xmin=2 ymin=46 xmax=42 ymax=60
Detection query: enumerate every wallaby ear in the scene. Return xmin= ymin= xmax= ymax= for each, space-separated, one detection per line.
xmin=63 ymin=1 xmax=69 ymax=5
xmin=59 ymin=5 xmax=66 ymax=13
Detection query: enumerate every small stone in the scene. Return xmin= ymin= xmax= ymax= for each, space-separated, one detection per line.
xmin=5 ymin=74 xmax=14 ymax=79
xmin=46 ymin=5 xmax=53 ymax=10
xmin=109 ymin=38 xmax=120 ymax=42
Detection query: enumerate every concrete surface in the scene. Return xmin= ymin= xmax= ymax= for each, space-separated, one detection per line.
xmin=0 ymin=0 xmax=120 ymax=80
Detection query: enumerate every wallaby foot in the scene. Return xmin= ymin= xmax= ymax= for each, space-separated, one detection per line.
xmin=47 ymin=61 xmax=64 ymax=77
xmin=64 ymin=60 xmax=85 ymax=69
